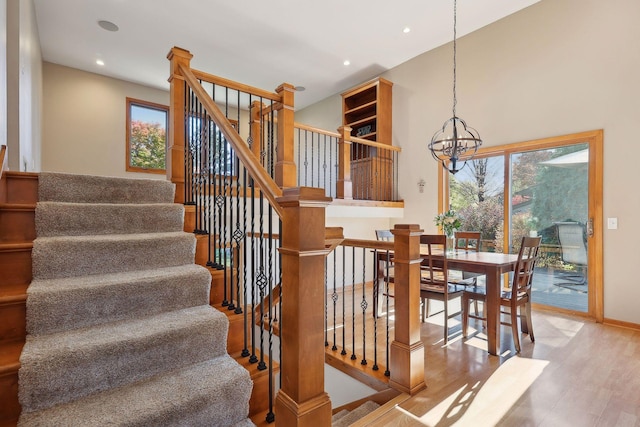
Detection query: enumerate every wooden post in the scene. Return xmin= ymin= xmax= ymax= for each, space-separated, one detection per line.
xmin=389 ymin=224 xmax=426 ymax=395
xmin=166 ymin=47 xmax=193 ymax=204
xmin=250 ymin=100 xmax=265 ymax=164
xmin=275 ymin=187 xmax=332 ymax=427
xmin=275 ymin=83 xmax=297 ymax=189
xmin=336 ymin=126 xmax=353 ymax=200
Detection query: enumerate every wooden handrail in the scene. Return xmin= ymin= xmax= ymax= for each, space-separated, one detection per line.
xmin=178 ymin=63 xmax=285 ymax=218
xmin=191 ymin=69 xmax=282 ymax=103
xmin=341 ymin=238 xmax=394 ymax=251
xmin=350 ymin=136 xmax=402 ymax=152
xmin=294 ymin=123 xmax=340 ymax=138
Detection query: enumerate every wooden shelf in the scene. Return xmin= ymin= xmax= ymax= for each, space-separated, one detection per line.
xmin=342 ymin=78 xmax=392 ymax=145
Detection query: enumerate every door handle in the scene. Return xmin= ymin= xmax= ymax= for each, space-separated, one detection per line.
xmin=587 ymin=218 xmax=594 ymax=238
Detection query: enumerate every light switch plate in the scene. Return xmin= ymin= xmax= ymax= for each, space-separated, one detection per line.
xmin=607 ymin=217 xmax=618 ymax=229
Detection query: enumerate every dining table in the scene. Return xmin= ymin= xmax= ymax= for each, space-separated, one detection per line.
xmin=374 ymin=246 xmax=521 ymax=356
xmin=423 ymin=249 xmax=521 ymax=356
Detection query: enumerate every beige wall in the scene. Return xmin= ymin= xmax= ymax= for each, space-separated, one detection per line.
xmin=42 ymin=63 xmax=169 ymax=179
xmin=298 ymin=0 xmax=640 ymax=324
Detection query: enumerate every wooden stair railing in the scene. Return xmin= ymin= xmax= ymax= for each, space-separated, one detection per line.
xmin=168 ymin=47 xmax=333 ymax=426
xmin=322 ymin=227 xmax=426 ymax=396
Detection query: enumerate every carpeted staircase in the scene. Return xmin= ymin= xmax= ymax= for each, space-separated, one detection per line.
xmin=17 ymin=172 xmax=254 ymax=426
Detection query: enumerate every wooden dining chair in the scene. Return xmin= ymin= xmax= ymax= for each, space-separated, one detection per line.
xmin=419 ymin=234 xmax=470 ymax=343
xmin=374 ymin=230 xmax=394 ymax=316
xmin=454 ymin=231 xmax=482 ymax=314
xmin=462 ymin=236 xmax=541 ymax=353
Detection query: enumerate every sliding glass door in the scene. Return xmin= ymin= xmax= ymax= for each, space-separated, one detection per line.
xmin=445 ymin=131 xmax=602 ymax=319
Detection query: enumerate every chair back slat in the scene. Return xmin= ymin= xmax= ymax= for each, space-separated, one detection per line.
xmin=511 ymin=236 xmax=541 ymax=303
xmin=419 ymin=234 xmax=448 ymax=291
xmin=454 ymin=231 xmax=481 ymax=252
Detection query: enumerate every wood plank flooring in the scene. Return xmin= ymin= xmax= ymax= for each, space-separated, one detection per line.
xmin=361 ymin=307 xmax=640 ymax=426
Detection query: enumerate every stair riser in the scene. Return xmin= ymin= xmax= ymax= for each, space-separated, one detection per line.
xmin=4 ymin=174 xmax=38 ymax=204
xmin=209 ymin=268 xmax=231 ymax=305
xmin=225 ymin=309 xmax=250 ymax=355
xmin=0 ymin=300 xmax=25 ymax=343
xmin=0 ymin=371 xmax=20 ymax=425
xmin=248 ymin=369 xmax=275 ymax=417
xmin=20 ymin=312 xmax=229 ymax=412
xmin=0 ymin=247 xmax=32 ymax=287
xmin=32 ymin=234 xmax=195 ymax=280
xmin=0 ymin=207 xmax=36 ymax=243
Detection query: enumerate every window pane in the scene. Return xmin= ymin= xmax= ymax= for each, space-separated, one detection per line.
xmin=449 ymin=156 xmax=504 ymax=252
xmin=127 ymin=100 xmax=168 ymax=172
xmin=511 ymin=143 xmax=589 ymax=312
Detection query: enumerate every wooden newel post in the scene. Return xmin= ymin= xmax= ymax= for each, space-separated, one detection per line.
xmin=166 ymin=46 xmax=193 ymax=204
xmin=275 ymin=187 xmax=332 ymax=427
xmin=336 ymin=126 xmax=353 ymax=200
xmin=389 ymin=224 xmax=426 ymax=394
xmin=275 ymin=83 xmax=297 ymax=189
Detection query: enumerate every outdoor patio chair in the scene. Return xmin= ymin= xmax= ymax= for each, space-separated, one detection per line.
xmin=556 ymin=222 xmax=587 ymax=285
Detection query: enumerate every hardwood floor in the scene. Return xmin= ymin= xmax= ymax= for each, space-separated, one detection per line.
xmin=362 ymin=305 xmax=640 ymax=426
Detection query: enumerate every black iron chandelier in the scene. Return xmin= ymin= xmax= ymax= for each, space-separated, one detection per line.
xmin=428 ymin=0 xmax=482 ymax=174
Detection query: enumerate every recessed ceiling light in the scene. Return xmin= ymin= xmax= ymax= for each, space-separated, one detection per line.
xmin=403 ymin=27 xmax=411 ymax=34
xmin=343 ymin=60 xmax=351 ymax=66
xmin=96 ymin=59 xmax=105 ymax=66
xmin=294 ymin=86 xmax=306 ymax=92
xmin=98 ymin=20 xmax=119 ymax=32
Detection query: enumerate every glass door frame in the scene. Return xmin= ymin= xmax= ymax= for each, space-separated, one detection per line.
xmin=438 ymin=129 xmax=603 ymax=321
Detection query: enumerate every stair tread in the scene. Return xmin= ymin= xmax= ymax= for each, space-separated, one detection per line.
xmin=232 ymin=350 xmax=280 ymax=376
xmin=20 ymin=305 xmax=230 ymax=412
xmin=38 ymin=172 xmax=174 ymax=204
xmin=32 ymin=232 xmax=196 ymax=280
xmin=23 ymin=305 xmax=226 ymax=353
xmin=27 ymin=264 xmax=211 ymax=335
xmin=18 ymin=355 xmax=252 ymax=427
xmin=36 ymin=201 xmax=184 ymax=237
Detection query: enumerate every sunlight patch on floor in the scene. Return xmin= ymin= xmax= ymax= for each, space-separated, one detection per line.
xmin=417 ymin=357 xmax=549 ymax=426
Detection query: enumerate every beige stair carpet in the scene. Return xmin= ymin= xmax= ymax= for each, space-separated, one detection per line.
xmin=18 ymin=172 xmax=254 ymax=427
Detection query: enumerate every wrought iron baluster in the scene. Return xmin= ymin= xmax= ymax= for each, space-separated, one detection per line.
xmin=373 ymin=250 xmax=379 ymax=371
xmin=385 ymin=249 xmax=391 ymax=377
xmin=241 ymin=161 xmax=250 ymax=358
xmin=257 ymin=192 xmax=267 ymax=371
xmin=249 ymin=174 xmax=258 ymax=364
xmin=331 ymin=250 xmax=338 ymax=351
xmin=341 ymin=246 xmax=346 ymax=355
xmin=324 ymin=255 xmax=329 ymax=348
xmin=351 ymin=246 xmax=356 ymax=361
xmin=361 ymin=247 xmax=367 ymax=366
xmin=266 ymin=204 xmax=275 ymax=423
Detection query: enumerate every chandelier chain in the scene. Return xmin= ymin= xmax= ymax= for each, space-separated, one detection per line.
xmin=452 ymin=0 xmax=457 ymax=118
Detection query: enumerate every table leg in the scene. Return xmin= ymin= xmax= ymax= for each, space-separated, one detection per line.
xmin=485 ymin=268 xmax=501 ymax=355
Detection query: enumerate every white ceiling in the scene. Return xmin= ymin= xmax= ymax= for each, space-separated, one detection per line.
xmin=33 ymin=0 xmax=539 ymax=110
